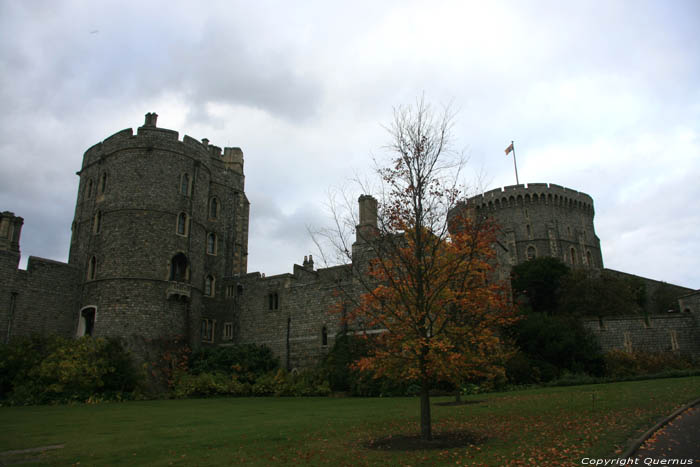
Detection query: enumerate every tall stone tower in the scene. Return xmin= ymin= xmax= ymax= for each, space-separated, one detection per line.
xmin=453 ymin=183 xmax=603 ymax=282
xmin=68 ymin=113 xmax=249 ymax=347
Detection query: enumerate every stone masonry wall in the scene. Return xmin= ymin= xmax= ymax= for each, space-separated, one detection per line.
xmin=583 ymin=313 xmax=700 ymax=357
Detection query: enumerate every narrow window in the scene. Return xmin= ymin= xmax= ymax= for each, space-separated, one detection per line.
xmin=268 ymin=292 xmax=279 ymax=310
xmin=87 ymin=256 xmax=97 ymax=280
xmin=224 ymin=322 xmax=233 ymax=340
xmin=180 ymin=173 xmax=190 ymax=196
xmin=209 ymin=198 xmax=219 ymax=219
xmin=201 ymin=319 xmax=214 ymax=342
xmin=207 ymin=233 xmax=217 ymax=255
xmin=177 ymin=213 xmax=187 ymax=235
xmin=526 ymin=224 xmax=531 ymax=237
xmin=170 ymin=253 xmax=189 ymax=282
xmin=204 ymin=275 xmax=215 ymax=297
xmin=99 ymin=172 xmax=107 ymax=194
xmin=86 ymin=179 xmax=94 ymax=199
xmin=93 ymin=211 xmax=102 ymax=234
xmin=570 ymin=247 xmax=576 ymax=265
xmin=321 ymin=326 xmax=328 ymax=346
xmin=77 ymin=307 xmax=96 ymax=337
xmin=586 ymin=250 xmax=593 ymax=268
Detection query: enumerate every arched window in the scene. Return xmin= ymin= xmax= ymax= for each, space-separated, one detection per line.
xmin=207 ymin=233 xmax=217 ymax=255
xmin=321 ymin=326 xmax=328 ymax=346
xmin=586 ymin=250 xmax=593 ymax=268
xmin=204 ymin=275 xmax=215 ymax=297
xmin=77 ymin=307 xmax=96 ymax=337
xmin=87 ymin=256 xmax=97 ymax=280
xmin=99 ymin=172 xmax=107 ymax=194
xmin=526 ymin=224 xmax=531 ymax=238
xmin=86 ymin=179 xmax=93 ymax=199
xmin=177 ymin=213 xmax=187 ymax=236
xmin=209 ymin=198 xmax=219 ymax=219
xmin=93 ymin=211 xmax=102 ymax=234
xmin=570 ymin=247 xmax=577 ymax=265
xmin=180 ymin=173 xmax=190 ymax=196
xmin=170 ymin=253 xmax=189 ymax=282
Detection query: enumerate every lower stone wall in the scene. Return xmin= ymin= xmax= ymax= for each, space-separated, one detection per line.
xmin=2 ymin=256 xmax=79 ymax=342
xmin=583 ymin=313 xmax=700 ymax=357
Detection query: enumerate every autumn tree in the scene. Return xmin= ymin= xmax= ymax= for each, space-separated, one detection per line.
xmin=316 ymin=98 xmax=515 ymax=440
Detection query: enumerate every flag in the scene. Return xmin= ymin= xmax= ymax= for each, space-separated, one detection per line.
xmin=505 ymin=142 xmax=514 ymax=155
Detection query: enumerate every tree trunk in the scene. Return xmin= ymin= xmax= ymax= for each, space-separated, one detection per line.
xmin=455 ymin=389 xmax=462 ymax=403
xmin=420 ymin=382 xmax=432 ymax=440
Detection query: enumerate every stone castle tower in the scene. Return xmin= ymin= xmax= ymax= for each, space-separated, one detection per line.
xmin=454 ymin=183 xmax=603 ymax=282
xmin=67 ymin=113 xmax=249 ymax=346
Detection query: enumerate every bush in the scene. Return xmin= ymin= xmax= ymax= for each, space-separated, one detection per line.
xmin=172 ymin=372 xmax=251 ymax=398
xmin=604 ymin=350 xmax=696 ymax=378
xmin=0 ymin=336 xmax=140 ymax=405
xmin=507 ymin=313 xmax=605 ymax=384
xmin=188 ymin=344 xmax=278 ymax=383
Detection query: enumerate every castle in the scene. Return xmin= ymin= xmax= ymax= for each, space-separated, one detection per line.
xmin=1 ymin=114 xmax=698 ymax=366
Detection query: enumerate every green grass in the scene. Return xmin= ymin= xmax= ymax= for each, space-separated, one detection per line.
xmin=1 ymin=376 xmax=698 ymax=466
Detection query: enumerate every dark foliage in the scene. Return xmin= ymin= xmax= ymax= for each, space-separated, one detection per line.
xmin=188 ymin=344 xmax=279 ymax=383
xmin=511 ymin=257 xmax=569 ymax=314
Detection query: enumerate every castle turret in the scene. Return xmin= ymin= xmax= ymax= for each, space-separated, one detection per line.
xmin=451 ymin=183 xmax=603 ymax=281
xmin=68 ymin=113 xmax=250 ymax=346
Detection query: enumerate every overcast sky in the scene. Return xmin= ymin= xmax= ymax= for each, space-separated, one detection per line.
xmin=1 ymin=0 xmax=698 ymax=289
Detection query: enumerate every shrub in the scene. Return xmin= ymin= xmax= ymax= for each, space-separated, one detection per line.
xmin=604 ymin=350 xmax=696 ymax=378
xmin=0 ymin=336 xmax=140 ymax=405
xmin=188 ymin=344 xmax=278 ymax=383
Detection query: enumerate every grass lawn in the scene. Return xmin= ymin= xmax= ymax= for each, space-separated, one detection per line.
xmin=1 ymin=376 xmax=698 ymax=466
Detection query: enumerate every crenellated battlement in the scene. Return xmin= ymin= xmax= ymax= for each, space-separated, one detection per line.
xmin=80 ymin=113 xmax=244 ymax=176
xmin=470 ymin=183 xmax=595 ymax=215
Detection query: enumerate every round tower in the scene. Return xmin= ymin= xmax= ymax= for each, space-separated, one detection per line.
xmin=455 ymin=183 xmax=603 ymax=280
xmin=68 ymin=113 xmax=250 ymax=347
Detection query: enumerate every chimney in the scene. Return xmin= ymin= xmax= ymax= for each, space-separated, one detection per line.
xmin=356 ymin=195 xmax=378 ymax=243
xmin=144 ymin=112 xmax=158 ymax=127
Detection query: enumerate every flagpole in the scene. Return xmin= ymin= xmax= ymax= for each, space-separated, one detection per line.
xmin=511 ymin=140 xmax=520 ymax=185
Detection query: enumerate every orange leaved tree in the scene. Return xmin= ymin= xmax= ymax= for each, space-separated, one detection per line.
xmin=320 ymin=98 xmax=515 ymax=440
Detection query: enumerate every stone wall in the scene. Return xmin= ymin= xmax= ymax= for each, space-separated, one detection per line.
xmin=583 ymin=313 xmax=700 ymax=357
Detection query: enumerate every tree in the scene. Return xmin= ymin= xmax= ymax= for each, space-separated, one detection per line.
xmin=318 ymin=97 xmax=515 ymax=440
xmin=511 ymin=257 xmax=570 ymax=314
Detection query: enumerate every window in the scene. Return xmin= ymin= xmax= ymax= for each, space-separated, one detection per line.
xmin=209 ymin=197 xmax=219 ymax=219
xmin=177 ymin=213 xmax=188 ymax=236
xmin=86 ymin=179 xmax=94 ymax=199
xmin=206 ymin=233 xmax=217 ymax=255
xmin=223 ymin=322 xmax=233 ymax=340
xmin=77 ymin=307 xmax=96 ymax=337
xmin=93 ymin=211 xmax=102 ymax=234
xmin=87 ymin=256 xmax=97 ymax=280
xmin=586 ymin=251 xmax=593 ymax=268
xmin=99 ymin=172 xmax=107 ymax=194
xmin=169 ymin=253 xmax=189 ymax=282
xmin=570 ymin=247 xmax=576 ymax=265
xmin=204 ymin=275 xmax=215 ymax=297
xmin=180 ymin=173 xmax=190 ymax=196
xmin=321 ymin=326 xmax=328 ymax=346
xmin=526 ymin=246 xmax=536 ymax=260
xmin=268 ymin=292 xmax=279 ymax=310
xmin=526 ymin=224 xmax=531 ymax=238
xmin=201 ymin=319 xmax=214 ymax=342
xmin=226 ymin=285 xmax=235 ymax=298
